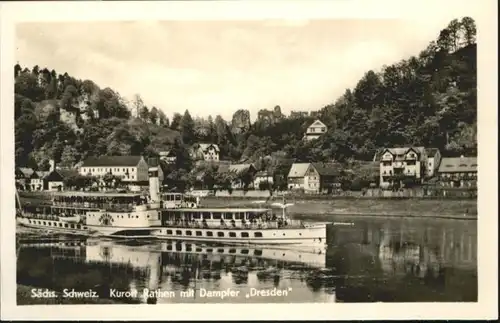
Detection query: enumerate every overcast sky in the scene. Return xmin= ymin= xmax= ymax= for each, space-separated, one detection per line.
xmin=15 ymin=18 xmax=467 ymax=121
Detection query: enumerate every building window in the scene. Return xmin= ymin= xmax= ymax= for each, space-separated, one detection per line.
xmin=254 ymin=232 xmax=263 ymax=238
xmin=206 ymin=231 xmax=213 ymax=237
xmin=217 ymin=232 xmax=224 ymax=237
xmin=241 ymin=232 xmax=249 ymax=238
xmin=196 ymin=231 xmax=202 ymax=236
xmin=186 ymin=230 xmax=192 ymax=236
xmin=229 ymin=232 xmax=236 ymax=237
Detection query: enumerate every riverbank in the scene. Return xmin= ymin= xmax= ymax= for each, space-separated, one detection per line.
xmin=18 ymin=192 xmax=477 ymax=220
xmin=200 ymin=197 xmax=477 ymax=220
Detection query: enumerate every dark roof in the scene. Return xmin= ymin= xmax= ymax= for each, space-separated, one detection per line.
xmin=30 ymin=171 xmax=49 ymax=179
xmin=58 ymin=169 xmax=79 ymax=178
xmin=81 ymin=156 xmax=143 ymax=167
xmin=311 ymin=162 xmax=340 ymax=176
xmin=44 ymin=170 xmax=64 ymax=182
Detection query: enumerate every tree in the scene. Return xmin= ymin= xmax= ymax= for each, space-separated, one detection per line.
xmin=60 ymin=145 xmax=79 ymax=168
xmin=170 ymin=113 xmax=182 ymax=131
xmin=139 ymin=106 xmax=149 ymax=121
xmin=201 ymin=165 xmax=218 ymax=191
xmin=461 ymin=17 xmax=476 ymax=46
xmin=171 ymin=137 xmax=193 ymax=171
xmin=158 ymin=109 xmax=169 ymax=126
xmin=15 ymin=72 xmax=44 ymax=102
xmin=14 ymin=63 xmax=22 ymax=78
xmin=207 ymin=115 xmax=217 ymax=142
xmin=215 ymin=170 xmax=237 ymax=192
xmin=149 ymin=106 xmax=159 ymax=124
xmin=180 ymin=110 xmax=196 ymax=145
xmin=102 ymin=173 xmax=122 ymax=189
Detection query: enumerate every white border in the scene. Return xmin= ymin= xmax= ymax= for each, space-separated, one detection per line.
xmin=1 ymin=0 xmax=498 ymax=320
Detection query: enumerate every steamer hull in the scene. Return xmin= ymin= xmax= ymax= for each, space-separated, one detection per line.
xmin=151 ymin=224 xmax=327 ymax=246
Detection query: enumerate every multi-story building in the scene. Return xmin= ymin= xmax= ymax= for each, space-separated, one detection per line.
xmin=79 ymin=156 xmax=149 ymax=183
xmin=191 ymin=143 xmax=220 ymax=162
xmin=287 ymin=163 xmax=311 ymax=190
xmin=377 ymin=147 xmax=426 ymax=188
xmin=424 ymin=148 xmax=442 ymax=178
xmin=29 ymin=171 xmax=49 ymax=191
xmin=303 ymin=119 xmax=327 ymax=141
xmin=438 ymin=156 xmax=477 ymax=188
xmin=287 ymin=162 xmax=339 ymax=193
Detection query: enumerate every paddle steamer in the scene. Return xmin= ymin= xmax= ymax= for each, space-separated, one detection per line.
xmin=16 ymin=162 xmax=327 ymax=246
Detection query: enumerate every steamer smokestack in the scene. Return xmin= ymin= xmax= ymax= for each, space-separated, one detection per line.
xmin=148 ymin=157 xmax=160 ymax=203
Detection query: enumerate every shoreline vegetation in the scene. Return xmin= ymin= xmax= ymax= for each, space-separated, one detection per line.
xmin=18 ymin=192 xmax=477 ymax=220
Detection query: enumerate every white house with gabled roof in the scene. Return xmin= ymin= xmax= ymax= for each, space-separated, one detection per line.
xmin=304 ymin=119 xmax=327 ymax=141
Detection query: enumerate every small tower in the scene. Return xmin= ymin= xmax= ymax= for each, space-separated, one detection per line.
xmin=148 ymin=157 xmax=160 ymax=204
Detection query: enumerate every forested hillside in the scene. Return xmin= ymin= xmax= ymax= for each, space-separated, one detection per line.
xmin=15 ymin=17 xmax=476 ymax=175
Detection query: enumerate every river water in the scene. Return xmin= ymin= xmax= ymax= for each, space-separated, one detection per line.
xmin=16 ymin=217 xmax=477 ymax=304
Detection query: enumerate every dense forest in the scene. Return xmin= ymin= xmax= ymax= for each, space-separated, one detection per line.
xmin=15 ymin=17 xmax=477 ymax=187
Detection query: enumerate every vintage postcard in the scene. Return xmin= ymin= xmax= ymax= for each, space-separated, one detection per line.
xmin=0 ymin=0 xmax=497 ymax=321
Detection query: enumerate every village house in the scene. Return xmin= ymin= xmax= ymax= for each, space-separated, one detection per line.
xmin=424 ymin=148 xmax=442 ymax=178
xmin=287 ymin=162 xmax=340 ymax=193
xmin=15 ymin=160 xmax=73 ymax=191
xmin=314 ymin=163 xmax=342 ymax=193
xmin=375 ymin=147 xmax=441 ymax=188
xmin=253 ymin=170 xmax=274 ymax=188
xmin=190 ymin=143 xmax=220 ymax=162
xmin=287 ymin=163 xmax=310 ymax=190
xmin=15 ymin=167 xmax=34 ymax=191
xmin=303 ymin=119 xmax=327 ymax=141
xmin=158 ymin=150 xmax=177 ymax=164
xmin=79 ymin=156 xmax=150 ymax=190
xmin=28 ymin=170 xmax=49 ymax=191
xmin=44 ymin=160 xmax=66 ymax=191
xmin=218 ymin=163 xmax=257 ymax=189
xmin=437 ymin=156 xmax=477 ymax=188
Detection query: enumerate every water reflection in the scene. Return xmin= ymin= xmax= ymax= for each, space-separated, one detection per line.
xmin=17 ymin=218 xmax=477 ymax=304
